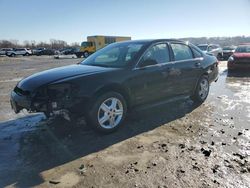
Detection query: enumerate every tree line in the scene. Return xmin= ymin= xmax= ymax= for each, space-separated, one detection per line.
xmin=1 ymin=36 xmax=250 ymax=49
xmin=0 ymin=39 xmax=80 ymax=50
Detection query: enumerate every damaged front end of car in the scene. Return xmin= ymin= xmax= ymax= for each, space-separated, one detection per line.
xmin=11 ymin=82 xmax=80 ymax=120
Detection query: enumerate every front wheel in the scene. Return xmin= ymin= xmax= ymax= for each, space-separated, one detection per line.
xmin=87 ymin=92 xmax=127 ymax=133
xmin=191 ymin=75 xmax=210 ymax=103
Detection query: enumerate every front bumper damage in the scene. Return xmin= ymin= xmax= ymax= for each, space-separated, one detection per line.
xmin=10 ymin=86 xmax=75 ymax=121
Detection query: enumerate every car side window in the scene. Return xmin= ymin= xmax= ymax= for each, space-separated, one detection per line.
xmin=192 ymin=47 xmax=203 ymax=58
xmin=139 ymin=43 xmax=170 ymax=67
xmin=170 ymin=43 xmax=193 ymax=61
xmin=208 ymin=46 xmax=213 ymax=51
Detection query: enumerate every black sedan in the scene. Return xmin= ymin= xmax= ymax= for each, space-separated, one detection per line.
xmin=10 ymin=39 xmax=219 ymax=133
xmin=36 ymin=49 xmax=56 ymax=56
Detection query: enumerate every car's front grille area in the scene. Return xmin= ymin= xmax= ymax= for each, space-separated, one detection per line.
xmin=14 ymin=86 xmax=30 ymax=96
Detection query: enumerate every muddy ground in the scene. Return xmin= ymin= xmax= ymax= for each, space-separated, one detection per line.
xmin=0 ymin=56 xmax=249 ymax=188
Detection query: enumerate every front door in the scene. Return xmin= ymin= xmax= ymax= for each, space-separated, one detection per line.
xmin=128 ymin=43 xmax=175 ymax=105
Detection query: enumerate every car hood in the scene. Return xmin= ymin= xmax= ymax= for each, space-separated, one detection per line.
xmin=233 ymin=53 xmax=250 ymax=58
xmin=17 ymin=64 xmax=115 ymax=91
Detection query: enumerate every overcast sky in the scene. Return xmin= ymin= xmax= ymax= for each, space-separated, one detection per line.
xmin=0 ymin=0 xmax=250 ymax=43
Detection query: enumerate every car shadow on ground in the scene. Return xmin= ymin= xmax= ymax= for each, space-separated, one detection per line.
xmin=0 ymin=98 xmax=200 ymax=187
xmin=227 ymin=69 xmax=250 ymax=77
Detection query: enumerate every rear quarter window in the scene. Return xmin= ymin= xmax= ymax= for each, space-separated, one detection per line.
xmin=170 ymin=43 xmax=193 ymax=61
xmin=191 ymin=47 xmax=203 ymax=58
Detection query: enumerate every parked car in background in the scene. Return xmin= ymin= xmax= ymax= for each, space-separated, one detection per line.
xmin=32 ymin=47 xmax=46 ymax=55
xmin=222 ymin=46 xmax=236 ymax=60
xmin=63 ymin=48 xmax=79 ymax=55
xmin=54 ymin=47 xmax=79 ymax=59
xmin=0 ymin=48 xmax=12 ymax=56
xmin=10 ymin=39 xmax=219 ymax=133
xmin=35 ymin=49 xmax=56 ymax=56
xmin=6 ymin=48 xmax=32 ymax=57
xmin=227 ymin=43 xmax=250 ymax=71
xmin=197 ymin=44 xmax=223 ymax=60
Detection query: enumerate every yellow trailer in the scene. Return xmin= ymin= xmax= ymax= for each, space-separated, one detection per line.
xmin=76 ymin=35 xmax=131 ymax=58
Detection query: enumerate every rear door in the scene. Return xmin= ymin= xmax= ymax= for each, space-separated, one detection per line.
xmin=169 ymin=43 xmax=203 ymax=95
xmin=16 ymin=49 xmax=23 ymax=55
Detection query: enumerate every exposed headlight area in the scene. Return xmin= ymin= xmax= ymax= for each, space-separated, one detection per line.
xmin=30 ymin=83 xmax=77 ymax=113
xmin=47 ymin=83 xmax=74 ymax=110
xmin=48 ymin=83 xmax=72 ymax=100
xmin=31 ymin=86 xmax=48 ymax=111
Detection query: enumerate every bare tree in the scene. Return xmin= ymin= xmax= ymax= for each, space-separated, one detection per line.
xmin=70 ymin=42 xmax=80 ymax=47
xmin=0 ymin=40 xmax=14 ymax=48
xmin=2 ymin=36 xmax=248 ymax=49
xmin=50 ymin=39 xmax=68 ymax=49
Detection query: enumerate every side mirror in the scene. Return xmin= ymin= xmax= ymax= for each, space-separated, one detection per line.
xmin=139 ymin=59 xmax=157 ymax=67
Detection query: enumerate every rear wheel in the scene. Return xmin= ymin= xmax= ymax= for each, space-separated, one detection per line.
xmin=83 ymin=51 xmax=89 ymax=58
xmin=191 ymin=75 xmax=209 ymax=103
xmin=87 ymin=92 xmax=127 ymax=133
xmin=10 ymin=53 xmax=15 ymax=57
xmin=76 ymin=53 xmax=82 ymax=58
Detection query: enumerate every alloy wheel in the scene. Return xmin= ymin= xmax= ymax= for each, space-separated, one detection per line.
xmin=198 ymin=78 xmax=209 ymax=100
xmin=97 ymin=97 xmax=124 ymax=129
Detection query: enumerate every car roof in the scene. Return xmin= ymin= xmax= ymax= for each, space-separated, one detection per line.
xmin=197 ymin=44 xmax=208 ymax=46
xmin=116 ymin=39 xmax=185 ymax=45
xmin=197 ymin=44 xmax=220 ymax=46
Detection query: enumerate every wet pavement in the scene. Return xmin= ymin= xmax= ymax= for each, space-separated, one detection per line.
xmin=0 ymin=57 xmax=249 ymax=188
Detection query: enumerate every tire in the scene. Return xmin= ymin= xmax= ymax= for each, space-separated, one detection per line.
xmin=24 ymin=53 xmax=29 ymax=56
xmin=86 ymin=92 xmax=127 ymax=133
xmin=76 ymin=54 xmax=82 ymax=58
xmin=217 ymin=53 xmax=222 ymax=61
xmin=10 ymin=53 xmax=15 ymax=57
xmin=83 ymin=51 xmax=89 ymax=58
xmin=191 ymin=75 xmax=210 ymax=103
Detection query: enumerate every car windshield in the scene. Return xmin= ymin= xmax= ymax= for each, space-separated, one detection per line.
xmin=81 ymin=42 xmax=92 ymax=47
xmin=197 ymin=45 xmax=208 ymax=51
xmin=81 ymin=42 xmax=145 ymax=68
xmin=235 ymin=45 xmax=250 ymax=53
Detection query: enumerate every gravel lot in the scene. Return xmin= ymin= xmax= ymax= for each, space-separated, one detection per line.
xmin=0 ymin=56 xmax=249 ymax=188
